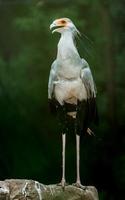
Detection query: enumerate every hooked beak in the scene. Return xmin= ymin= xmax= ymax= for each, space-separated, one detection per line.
xmin=50 ymin=22 xmax=64 ymax=34
xmin=50 ymin=23 xmax=55 ymax=32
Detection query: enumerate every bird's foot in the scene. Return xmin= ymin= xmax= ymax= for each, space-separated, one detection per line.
xmin=57 ymin=179 xmax=68 ymax=190
xmin=72 ymin=182 xmax=87 ymax=190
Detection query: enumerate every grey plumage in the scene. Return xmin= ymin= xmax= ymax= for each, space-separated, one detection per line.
xmin=48 ymin=19 xmax=98 ymax=135
xmin=48 ymin=58 xmax=96 ymax=102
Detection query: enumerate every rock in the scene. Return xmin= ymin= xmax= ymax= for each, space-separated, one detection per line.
xmin=0 ymin=179 xmax=99 ymax=200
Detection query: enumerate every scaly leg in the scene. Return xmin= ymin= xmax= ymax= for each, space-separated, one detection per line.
xmin=76 ymin=134 xmax=81 ymax=185
xmin=58 ymin=133 xmax=67 ymax=189
xmin=73 ymin=134 xmax=86 ymax=190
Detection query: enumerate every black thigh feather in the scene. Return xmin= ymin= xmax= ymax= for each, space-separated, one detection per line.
xmin=48 ymin=98 xmax=98 ymax=135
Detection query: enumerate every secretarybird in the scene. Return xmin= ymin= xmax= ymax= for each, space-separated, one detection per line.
xmin=48 ymin=18 xmax=98 ymax=189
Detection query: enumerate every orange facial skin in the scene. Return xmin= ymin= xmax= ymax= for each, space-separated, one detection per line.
xmin=55 ymin=18 xmax=69 ymax=27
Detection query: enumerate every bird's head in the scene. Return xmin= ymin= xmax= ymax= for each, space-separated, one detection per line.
xmin=50 ymin=18 xmax=80 ymax=36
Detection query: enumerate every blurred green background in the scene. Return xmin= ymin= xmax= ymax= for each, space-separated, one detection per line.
xmin=0 ymin=0 xmax=125 ymax=199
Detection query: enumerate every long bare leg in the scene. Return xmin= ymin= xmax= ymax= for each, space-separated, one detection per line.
xmin=76 ymin=134 xmax=81 ymax=185
xmin=73 ymin=134 xmax=86 ymax=189
xmin=58 ymin=133 xmax=66 ymax=189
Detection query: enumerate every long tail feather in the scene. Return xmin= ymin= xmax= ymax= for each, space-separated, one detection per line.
xmin=87 ymin=128 xmax=95 ymax=136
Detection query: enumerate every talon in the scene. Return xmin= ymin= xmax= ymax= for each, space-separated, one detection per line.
xmin=57 ymin=179 xmax=68 ymax=190
xmin=72 ymin=182 xmax=87 ymax=190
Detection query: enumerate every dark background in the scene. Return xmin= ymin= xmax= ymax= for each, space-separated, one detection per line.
xmin=0 ymin=0 xmax=125 ymax=199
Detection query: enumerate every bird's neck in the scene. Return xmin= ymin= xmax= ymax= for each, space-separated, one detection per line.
xmin=57 ymin=31 xmax=79 ymax=60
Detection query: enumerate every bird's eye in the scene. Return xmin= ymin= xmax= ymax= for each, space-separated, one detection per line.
xmin=61 ymin=20 xmax=66 ymax=24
